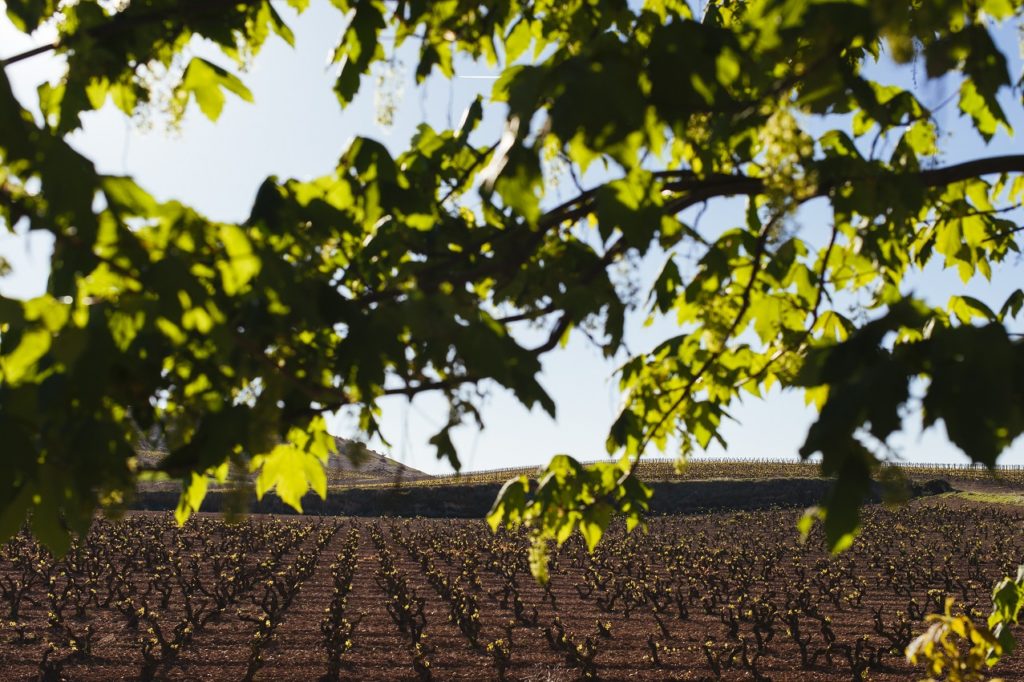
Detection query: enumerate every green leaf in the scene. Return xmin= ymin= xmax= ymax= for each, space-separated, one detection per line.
xmin=991 ymin=570 xmax=1024 ymax=627
xmin=819 ymin=130 xmax=861 ymax=158
xmin=0 ymin=327 xmax=51 ymax=384
xmin=486 ymin=476 xmax=529 ymax=532
xmin=820 ymin=447 xmax=874 ymax=553
xmin=948 ymin=295 xmax=996 ymax=325
xmin=5 ymin=0 xmax=53 ymax=31
xmin=999 ymin=289 xmax=1023 ymax=321
xmin=504 ymin=19 xmax=533 ymax=63
xmin=251 ymin=443 xmax=328 ymax=513
xmin=180 ymin=58 xmax=254 ymax=121
xmin=429 ymin=424 xmax=461 ymax=471
xmin=216 ymin=224 xmax=261 ymax=295
xmin=651 ymin=257 xmax=682 ymax=313
xmin=921 ymin=325 xmax=1024 ymax=467
xmin=580 ymin=502 xmax=612 ymax=551
xmin=37 ymin=80 xmax=65 ymax=129
xmin=903 ymin=120 xmax=938 ymax=157
xmin=102 ymin=176 xmax=159 ymax=215
xmin=797 ymin=505 xmax=822 ymax=541
xmin=528 ymin=532 xmax=550 ymax=584
xmin=959 ymin=79 xmax=1004 ymax=141
xmin=594 ymin=174 xmax=662 ymax=246
xmin=488 ymin=141 xmax=543 ymax=225
xmin=175 ymin=472 xmax=209 ymax=525
xmin=332 ymin=0 xmax=386 ymax=105
xmin=456 ymin=96 xmax=484 ymax=139
xmin=815 ymin=310 xmax=853 ymax=343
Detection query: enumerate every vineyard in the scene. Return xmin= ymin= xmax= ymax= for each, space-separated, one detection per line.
xmin=1 ymin=498 xmax=1022 ymax=680
xmin=353 ymin=458 xmax=1024 ymax=490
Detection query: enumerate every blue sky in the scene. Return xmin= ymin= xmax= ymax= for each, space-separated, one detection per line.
xmin=2 ymin=5 xmax=1023 ymax=474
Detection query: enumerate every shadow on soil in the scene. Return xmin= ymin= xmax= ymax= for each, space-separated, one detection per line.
xmin=132 ymin=477 xmax=953 ymax=518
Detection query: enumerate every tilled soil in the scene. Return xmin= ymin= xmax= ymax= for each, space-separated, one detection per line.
xmin=0 ymin=499 xmax=1022 ymax=681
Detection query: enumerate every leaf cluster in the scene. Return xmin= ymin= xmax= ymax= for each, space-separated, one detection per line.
xmin=1 ymin=0 xmax=1023 ymax=583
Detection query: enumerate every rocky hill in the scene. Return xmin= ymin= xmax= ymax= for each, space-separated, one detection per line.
xmin=328 ymin=439 xmax=430 ymax=485
xmin=135 ymin=438 xmax=429 ymax=491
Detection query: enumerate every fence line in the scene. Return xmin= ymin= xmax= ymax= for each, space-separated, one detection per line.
xmin=426 ymin=457 xmax=1024 ymax=480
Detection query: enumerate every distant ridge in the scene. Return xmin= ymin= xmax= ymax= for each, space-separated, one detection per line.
xmin=372 ymin=457 xmax=1024 ymax=489
xmin=329 ymin=439 xmax=430 ymax=484
xmin=135 ymin=438 xmax=429 ymax=492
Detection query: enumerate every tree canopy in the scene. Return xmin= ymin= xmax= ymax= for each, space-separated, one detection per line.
xmin=1 ymin=0 xmax=1023 ymax=592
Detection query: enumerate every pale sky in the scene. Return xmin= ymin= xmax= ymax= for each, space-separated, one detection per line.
xmin=2 ymin=5 xmax=1023 ymax=474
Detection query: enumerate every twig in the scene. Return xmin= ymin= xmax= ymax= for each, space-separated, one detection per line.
xmin=618 ymin=215 xmax=776 ymax=485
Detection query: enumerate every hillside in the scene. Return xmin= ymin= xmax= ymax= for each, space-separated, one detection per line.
xmin=135 ymin=438 xmax=429 ymax=492
xmin=328 ymin=439 xmax=430 ymax=484
xmin=340 ymin=457 xmax=1022 ymax=489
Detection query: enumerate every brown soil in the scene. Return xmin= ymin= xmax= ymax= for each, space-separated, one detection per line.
xmin=1 ymin=497 xmax=1022 ymax=681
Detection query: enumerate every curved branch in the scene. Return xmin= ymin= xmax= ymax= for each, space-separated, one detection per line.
xmin=1 ymin=0 xmax=259 ymax=68
xmin=618 ymin=217 xmax=776 ymax=485
xmin=566 ymin=154 xmax=1024 ymax=225
xmin=1 ymin=41 xmax=59 ymax=67
xmin=655 ymin=154 xmax=1024 ymax=215
xmin=918 ymin=155 xmax=1024 ymax=187
xmin=353 ymin=155 xmax=1024 ymax=333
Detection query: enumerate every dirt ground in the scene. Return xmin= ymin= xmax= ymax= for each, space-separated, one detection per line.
xmin=1 ymin=495 xmax=1022 ymax=681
